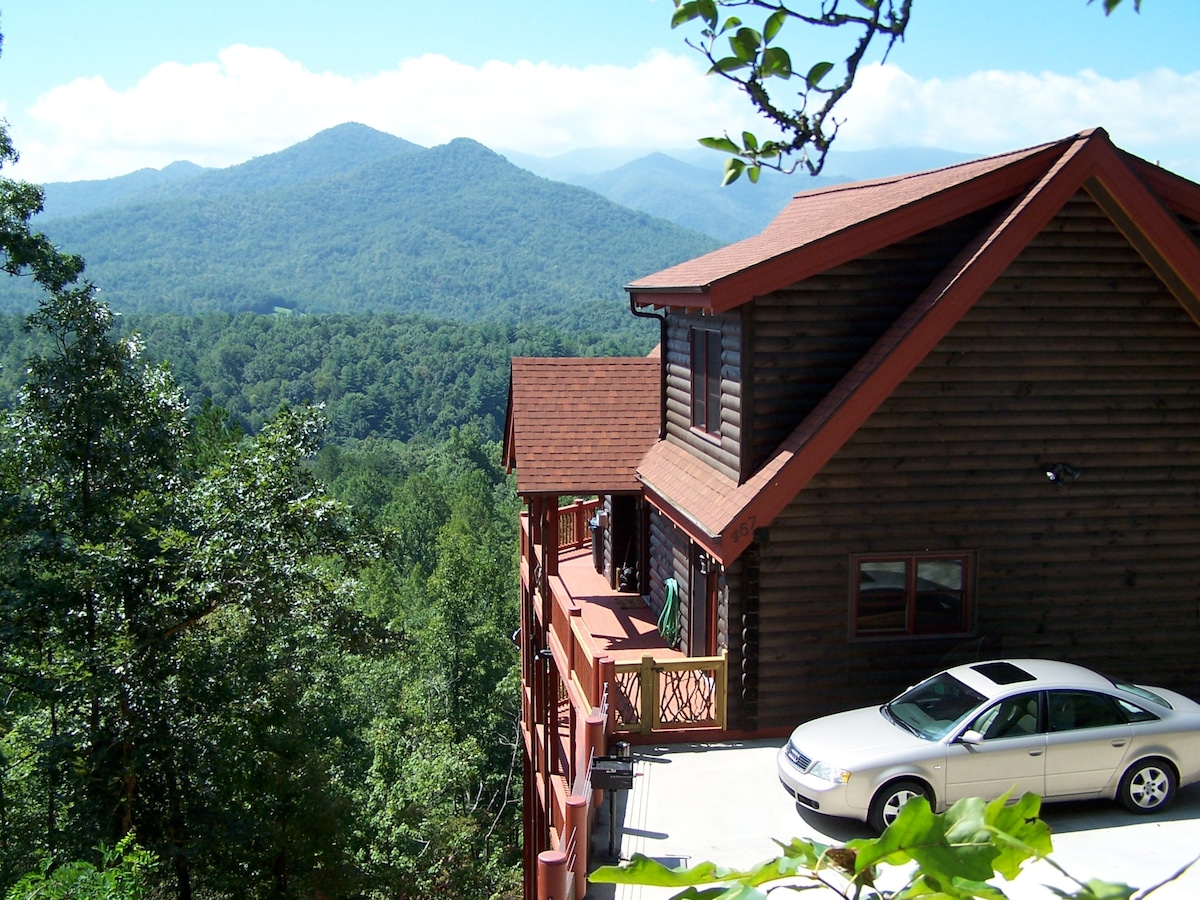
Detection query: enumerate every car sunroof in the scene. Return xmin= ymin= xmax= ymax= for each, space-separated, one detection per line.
xmin=971 ymin=662 xmax=1036 ymax=685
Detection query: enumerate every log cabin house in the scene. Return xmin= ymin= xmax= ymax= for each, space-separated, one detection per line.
xmin=504 ymin=129 xmax=1200 ymax=899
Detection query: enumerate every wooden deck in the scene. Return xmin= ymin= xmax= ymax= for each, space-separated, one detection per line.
xmin=554 ymin=546 xmax=683 ymax=663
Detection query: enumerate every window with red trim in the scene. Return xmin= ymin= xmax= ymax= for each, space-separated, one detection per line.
xmin=690 ymin=327 xmax=721 ymax=435
xmin=852 ymin=553 xmax=972 ymax=637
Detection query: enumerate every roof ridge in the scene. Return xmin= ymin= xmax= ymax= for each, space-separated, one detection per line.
xmin=786 ymin=133 xmax=1084 ymax=203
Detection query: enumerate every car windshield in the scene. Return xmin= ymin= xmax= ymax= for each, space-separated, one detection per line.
xmin=886 ymin=672 xmax=986 ymax=740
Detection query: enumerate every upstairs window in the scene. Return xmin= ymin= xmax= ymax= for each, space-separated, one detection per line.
xmin=690 ymin=327 xmax=721 ymax=436
xmin=852 ymin=552 xmax=972 ymax=638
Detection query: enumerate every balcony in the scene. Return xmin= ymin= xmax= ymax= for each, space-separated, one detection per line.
xmin=520 ymin=499 xmax=728 ymax=900
xmin=522 ymin=501 xmax=728 ymax=739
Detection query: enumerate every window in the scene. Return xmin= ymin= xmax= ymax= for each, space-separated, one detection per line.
xmin=690 ymin=327 xmax=721 ymax=435
xmin=968 ymin=693 xmax=1042 ymax=739
xmin=1047 ymin=691 xmax=1128 ymax=731
xmin=852 ymin=553 xmax=971 ymax=638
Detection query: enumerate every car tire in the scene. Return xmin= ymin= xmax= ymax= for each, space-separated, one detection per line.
xmin=1118 ymin=758 xmax=1176 ymax=814
xmin=868 ymin=779 xmax=929 ymax=833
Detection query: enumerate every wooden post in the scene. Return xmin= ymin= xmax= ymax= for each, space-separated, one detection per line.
xmin=584 ymin=709 xmax=606 ymax=775
xmin=598 ymin=657 xmax=616 ymax=734
xmin=715 ymin=649 xmax=728 ymax=730
xmin=640 ymin=654 xmax=656 ymax=735
xmin=537 ymin=850 xmax=568 ymax=900
xmin=545 ymin=494 xmax=560 ymax=577
xmin=566 ymin=795 xmax=588 ymax=900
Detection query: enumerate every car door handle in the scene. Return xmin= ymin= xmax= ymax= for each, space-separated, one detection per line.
xmin=1028 ymin=749 xmax=1044 ymax=757
xmin=1111 ymin=740 xmax=1127 ymax=748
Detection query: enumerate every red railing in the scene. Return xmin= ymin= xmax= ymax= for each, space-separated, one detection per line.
xmin=523 ymin=499 xmax=727 ymax=899
xmin=557 ymin=498 xmax=600 ymax=551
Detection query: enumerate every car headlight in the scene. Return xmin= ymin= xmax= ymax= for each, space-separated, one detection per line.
xmin=808 ymin=761 xmax=851 ymax=784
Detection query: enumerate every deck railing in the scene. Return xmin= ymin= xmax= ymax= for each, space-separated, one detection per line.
xmin=612 ymin=652 xmax=728 ymax=734
xmin=557 ymin=498 xmax=599 ymax=551
xmin=522 ymin=502 xmax=730 ymax=898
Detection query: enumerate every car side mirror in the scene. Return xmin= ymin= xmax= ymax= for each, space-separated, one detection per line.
xmin=958 ymin=729 xmax=984 ymax=745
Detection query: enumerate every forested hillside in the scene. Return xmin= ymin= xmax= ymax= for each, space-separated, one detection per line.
xmin=0 ymin=310 xmax=656 ymax=442
xmin=0 ymin=298 xmax=533 ymax=899
xmin=3 ymin=125 xmax=717 ymax=330
xmin=0 ymin=119 xmax=663 ymax=900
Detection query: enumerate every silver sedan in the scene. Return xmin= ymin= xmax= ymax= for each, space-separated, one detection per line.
xmin=776 ymin=659 xmax=1200 ymax=832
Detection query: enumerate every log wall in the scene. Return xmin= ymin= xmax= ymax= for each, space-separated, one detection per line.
xmin=753 ymin=192 xmax=1200 ymax=729
xmin=749 ymin=204 xmax=1007 ymax=471
xmin=664 ymin=311 xmax=744 ymax=482
xmin=647 ymin=509 xmax=690 ymax=641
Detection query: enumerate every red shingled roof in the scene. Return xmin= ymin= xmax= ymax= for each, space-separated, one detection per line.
xmin=505 ymin=357 xmax=660 ymax=495
xmin=627 ymin=137 xmax=1072 ymax=313
xmin=636 ymin=129 xmax=1200 ymax=564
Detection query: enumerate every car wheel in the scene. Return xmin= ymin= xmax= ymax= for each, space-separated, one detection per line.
xmin=868 ymin=779 xmax=929 ymax=833
xmin=1119 ymin=758 xmax=1176 ymax=814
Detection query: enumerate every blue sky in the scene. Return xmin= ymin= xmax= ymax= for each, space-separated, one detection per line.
xmin=2 ymin=0 xmax=1198 ymax=183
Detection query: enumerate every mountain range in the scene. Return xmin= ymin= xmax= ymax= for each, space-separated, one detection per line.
xmin=14 ymin=123 xmax=976 ymax=327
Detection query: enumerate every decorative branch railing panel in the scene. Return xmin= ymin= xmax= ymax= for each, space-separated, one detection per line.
xmin=612 ymin=652 xmax=728 ymax=734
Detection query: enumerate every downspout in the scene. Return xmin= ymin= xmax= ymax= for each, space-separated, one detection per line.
xmin=629 ymin=297 xmax=667 ymax=439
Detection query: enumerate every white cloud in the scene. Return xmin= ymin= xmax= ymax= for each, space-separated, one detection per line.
xmin=834 ymin=62 xmax=1200 ymax=178
xmin=9 ymin=49 xmax=1200 ymax=184
xmin=9 ymin=46 xmax=759 ymax=183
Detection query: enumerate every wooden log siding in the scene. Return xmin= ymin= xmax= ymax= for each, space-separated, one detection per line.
xmin=648 ymin=509 xmax=691 ymax=640
xmin=752 ymin=191 xmax=1200 ymax=730
xmin=664 ymin=311 xmax=743 ymax=482
xmin=748 ymin=203 xmax=1010 ymax=472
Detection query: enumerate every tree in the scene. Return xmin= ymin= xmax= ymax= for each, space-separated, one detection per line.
xmin=0 ymin=32 xmax=84 ymax=293
xmin=672 ymin=0 xmax=1141 ymax=184
xmin=5 ymin=836 xmax=156 ymax=900
xmin=0 ymin=279 xmax=374 ymax=895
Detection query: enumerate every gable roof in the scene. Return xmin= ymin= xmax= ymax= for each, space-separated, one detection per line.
xmin=505 ymin=357 xmax=660 ymax=495
xmin=627 ymin=138 xmax=1072 ymax=312
xmin=635 ymin=128 xmax=1200 ymax=565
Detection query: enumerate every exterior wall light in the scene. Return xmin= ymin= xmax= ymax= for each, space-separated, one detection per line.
xmin=1044 ymin=463 xmax=1082 ymax=484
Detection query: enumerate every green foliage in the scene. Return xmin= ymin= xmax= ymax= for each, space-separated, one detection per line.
xmin=1090 ymin=0 xmax=1140 ymax=13
xmin=0 ymin=309 xmax=657 ymax=444
xmin=674 ymin=1 xmax=1142 ymax=183
xmin=671 ymin=0 xmax=912 ymax=181
xmin=4 ymin=836 xmax=156 ymax=900
xmin=0 ymin=297 xmax=526 ymax=896
xmin=0 ymin=137 xmax=717 ymax=328
xmin=590 ymin=792 xmax=1159 ymax=900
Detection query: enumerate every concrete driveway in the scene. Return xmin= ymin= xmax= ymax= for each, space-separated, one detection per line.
xmin=588 ymin=739 xmax=1200 ymax=899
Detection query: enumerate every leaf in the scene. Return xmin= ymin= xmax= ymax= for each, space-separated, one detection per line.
xmin=761 ymin=46 xmax=792 ymax=79
xmin=728 ymin=27 xmax=762 ymax=62
xmin=741 ymin=131 xmax=759 ymax=152
xmin=983 ymin=792 xmax=1052 ymax=880
xmin=672 ymin=0 xmax=719 ymax=28
xmin=805 ymin=61 xmax=835 ymax=89
xmin=852 ymin=796 xmax=998 ymax=883
xmin=698 ymin=136 xmax=741 ymax=155
xmin=661 ymin=889 xmax=731 ymax=899
xmin=1047 ymin=880 xmax=1137 ymax=900
xmin=717 ymin=15 xmax=742 ymax=35
xmin=721 ymin=158 xmax=745 ymax=186
xmin=671 ymin=3 xmax=701 ymax=28
xmin=763 ymin=8 xmax=787 ymax=43
xmin=589 ymin=855 xmax=744 ymax=887
xmin=709 ymin=57 xmax=749 ymax=75
xmin=747 ymin=166 xmax=760 ymax=184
